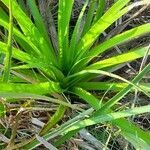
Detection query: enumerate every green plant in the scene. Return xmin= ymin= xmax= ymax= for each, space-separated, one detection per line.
xmin=0 ymin=0 xmax=150 ymax=149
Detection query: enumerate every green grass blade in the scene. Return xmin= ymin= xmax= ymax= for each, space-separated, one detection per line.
xmin=62 ymin=107 xmax=150 ymax=149
xmin=0 ymin=42 xmax=62 ymax=80
xmin=12 ymin=63 xmax=65 ymax=82
xmin=0 ymin=8 xmax=41 ymax=56
xmin=93 ymin=0 xmax=105 ymax=23
xmin=20 ymin=108 xmax=94 ymax=149
xmin=94 ymin=63 xmax=150 ymax=115
xmin=21 ymin=92 xmax=150 ymax=149
xmin=78 ymin=82 xmax=150 ymax=92
xmin=0 ymin=42 xmax=38 ymax=64
xmin=72 ymin=87 xmax=101 ymax=110
xmin=54 ymin=117 xmax=150 ymax=148
xmin=88 ymin=23 xmax=150 ymax=59
xmin=81 ymin=0 xmax=97 ymax=37
xmin=75 ymin=0 xmax=131 ymax=58
xmin=20 ymin=104 xmax=150 ymax=149
xmin=0 ymin=82 xmax=62 ymax=95
xmin=69 ymin=14 xmax=150 ymax=75
xmin=68 ymin=0 xmax=89 ymax=67
xmin=75 ymin=0 xmax=149 ymax=61
xmin=63 ymin=105 xmax=150 ymax=133
xmin=58 ymin=0 xmax=74 ymax=68
xmin=27 ymin=0 xmax=52 ymax=45
xmin=66 ymin=69 xmax=150 ymax=97
xmin=1 ymin=94 xmax=81 ymax=110
xmin=87 ymin=46 xmax=150 ymax=70
xmin=54 ymin=129 xmax=80 ymax=147
xmin=51 ymin=109 xmax=150 ymax=149
xmin=122 ymin=130 xmax=150 ymax=149
xmin=17 ymin=0 xmax=27 ymax=13
xmin=113 ymin=118 xmax=150 ymax=149
xmin=2 ymin=0 xmax=13 ymax=82
xmin=40 ymin=105 xmax=66 ymax=135
xmin=2 ymin=0 xmax=56 ymax=64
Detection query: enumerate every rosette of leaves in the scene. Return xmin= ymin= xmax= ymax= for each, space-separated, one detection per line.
xmin=0 ymin=0 xmax=150 ymax=149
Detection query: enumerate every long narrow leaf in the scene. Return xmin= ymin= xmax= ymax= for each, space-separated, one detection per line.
xmin=87 ymin=46 xmax=150 ymax=70
xmin=75 ymin=0 xmax=131 ymax=58
xmin=0 ymin=42 xmax=33 ymax=63
xmin=94 ymin=63 xmax=150 ymax=115
xmin=0 ymin=8 xmax=41 ymax=56
xmin=78 ymin=82 xmax=150 ymax=92
xmin=81 ymin=0 xmax=97 ymax=37
xmin=88 ymin=23 xmax=150 ymax=59
xmin=2 ymin=0 xmax=13 ymax=82
xmin=66 ymin=69 xmax=150 ymax=97
xmin=27 ymin=0 xmax=51 ymax=45
xmin=2 ymin=0 xmax=56 ymax=64
xmin=93 ymin=0 xmax=105 ymax=23
xmin=58 ymin=0 xmax=74 ymax=68
xmin=0 ymin=93 xmax=81 ymax=110
xmin=75 ymin=0 xmax=149 ymax=61
xmin=68 ymin=0 xmax=89 ymax=68
xmin=63 ymin=105 xmax=150 ymax=133
xmin=72 ymin=87 xmax=101 ymax=110
xmin=40 ymin=105 xmax=66 ymax=135
xmin=0 ymin=82 xmax=62 ymax=95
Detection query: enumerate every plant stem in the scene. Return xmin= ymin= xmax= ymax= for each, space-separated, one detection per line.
xmin=2 ymin=0 xmax=13 ymax=83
